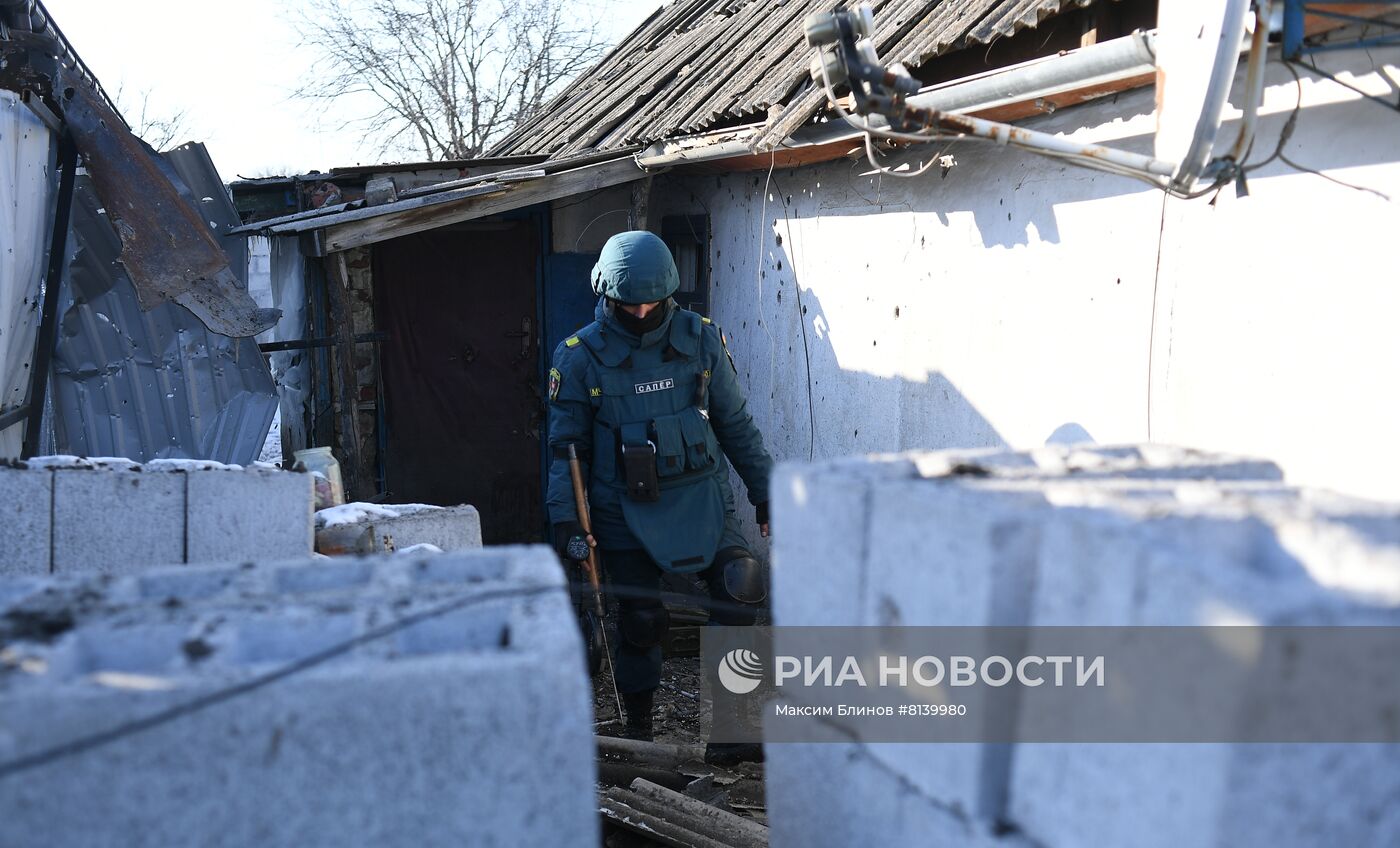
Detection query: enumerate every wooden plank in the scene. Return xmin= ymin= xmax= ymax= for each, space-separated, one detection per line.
xmin=323 ymin=158 xmax=650 ymax=252
xmin=629 ymin=175 xmax=653 ymax=229
xmin=326 ymin=253 xmax=361 ymax=500
xmin=267 ymin=183 xmax=508 ymax=235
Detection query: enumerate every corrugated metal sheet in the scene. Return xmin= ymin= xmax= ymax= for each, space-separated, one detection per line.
xmin=48 ymin=168 xmax=277 ymax=464
xmin=163 ymin=141 xmax=249 ymax=287
xmin=0 ymin=91 xmax=56 ymax=458
xmin=492 ymin=0 xmax=1095 ymax=158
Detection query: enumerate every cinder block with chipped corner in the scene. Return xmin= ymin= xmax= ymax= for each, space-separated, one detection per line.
xmin=1008 ymin=488 xmax=1400 ymax=848
xmin=772 ymin=444 xmax=1284 ymax=629
xmin=316 ymin=504 xmax=482 ymax=555
xmin=0 ymin=547 xmax=598 ymax=848
xmin=183 ymin=466 xmax=314 ymax=565
xmin=50 ymin=464 xmax=185 ymax=574
xmin=770 ymin=446 xmax=1284 ymax=825
xmin=0 ymin=465 xmax=53 ymax=576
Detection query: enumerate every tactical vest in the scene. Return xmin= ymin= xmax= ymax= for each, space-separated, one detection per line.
xmin=574 ymin=309 xmax=726 ymax=572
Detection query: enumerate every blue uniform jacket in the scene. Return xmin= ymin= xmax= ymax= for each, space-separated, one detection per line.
xmin=546 ymin=299 xmax=772 ymax=572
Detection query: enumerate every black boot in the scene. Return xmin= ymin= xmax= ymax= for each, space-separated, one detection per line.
xmin=620 ymin=689 xmax=655 ymax=741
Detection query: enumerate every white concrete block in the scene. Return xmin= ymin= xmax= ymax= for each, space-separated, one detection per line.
xmin=0 ymin=466 xmax=52 ymax=576
xmin=185 ymin=467 xmax=314 ymax=565
xmin=765 ymin=725 xmax=1026 ymax=848
xmin=770 ymin=446 xmax=1321 ymax=840
xmin=316 ymin=504 xmax=482 ymax=555
xmin=1010 ymin=489 xmax=1400 ymax=848
xmin=51 ymin=466 xmax=185 ymax=574
xmin=0 ymin=547 xmax=597 ymax=848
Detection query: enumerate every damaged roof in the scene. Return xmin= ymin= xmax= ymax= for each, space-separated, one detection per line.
xmin=492 ymin=0 xmax=1102 ymax=157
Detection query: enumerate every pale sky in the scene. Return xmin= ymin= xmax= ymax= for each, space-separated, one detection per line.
xmin=42 ymin=0 xmax=664 ymax=179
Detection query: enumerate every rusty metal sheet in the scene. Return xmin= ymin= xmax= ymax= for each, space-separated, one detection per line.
xmin=48 ymin=175 xmax=278 ymax=464
xmin=0 ymin=34 xmax=278 ymax=338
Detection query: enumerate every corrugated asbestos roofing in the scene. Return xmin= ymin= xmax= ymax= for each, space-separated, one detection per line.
xmin=492 ymin=0 xmax=1095 ymax=157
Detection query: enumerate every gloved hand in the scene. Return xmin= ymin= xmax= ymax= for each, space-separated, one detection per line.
xmin=553 ymin=521 xmax=595 ymax=563
xmin=755 ymin=502 xmax=770 ymax=538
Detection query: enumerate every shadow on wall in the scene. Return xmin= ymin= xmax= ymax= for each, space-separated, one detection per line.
xmin=778 ymin=61 xmax=1400 ymax=253
xmin=729 ymin=235 xmax=1007 ymax=467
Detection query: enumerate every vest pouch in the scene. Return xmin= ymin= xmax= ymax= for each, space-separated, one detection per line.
xmin=620 ymin=474 xmax=725 ymax=573
xmin=678 ymin=406 xmax=717 ymax=471
xmin=619 ymin=421 xmax=659 ymax=502
xmin=652 ymin=413 xmax=686 ymax=478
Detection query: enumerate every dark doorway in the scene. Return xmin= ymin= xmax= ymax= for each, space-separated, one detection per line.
xmin=374 ymin=219 xmax=543 ymax=544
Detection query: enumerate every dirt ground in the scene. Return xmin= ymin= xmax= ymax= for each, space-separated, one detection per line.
xmin=592 ymin=655 xmax=710 ymax=744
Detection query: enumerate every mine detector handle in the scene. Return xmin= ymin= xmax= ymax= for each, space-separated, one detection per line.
xmin=566 ymin=444 xmax=607 ymax=620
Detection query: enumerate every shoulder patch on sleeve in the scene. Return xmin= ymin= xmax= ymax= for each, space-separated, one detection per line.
xmin=548 ymin=367 xmax=562 ymax=401
xmin=564 ymin=336 xmax=581 ymax=347
xmin=701 ymin=316 xmax=712 ymax=325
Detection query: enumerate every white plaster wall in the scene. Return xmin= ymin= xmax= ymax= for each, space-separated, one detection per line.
xmin=650 ymin=43 xmax=1400 ymax=503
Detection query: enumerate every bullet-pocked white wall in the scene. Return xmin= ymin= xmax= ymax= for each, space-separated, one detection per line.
xmin=643 ymin=42 xmax=1400 ymax=504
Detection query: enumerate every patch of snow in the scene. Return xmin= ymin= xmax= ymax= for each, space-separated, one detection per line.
xmin=26 ymin=456 xmax=141 ymax=471
xmin=313 ymin=501 xmax=448 ymax=529
xmin=397 ymin=543 xmax=444 ymax=555
xmin=315 ymin=502 xmax=402 ymax=529
xmin=146 ymin=458 xmax=244 ymax=473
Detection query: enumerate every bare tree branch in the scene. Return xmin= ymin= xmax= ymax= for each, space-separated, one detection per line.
xmin=291 ymin=0 xmax=608 ymax=161
xmin=114 ymin=83 xmax=194 ymax=152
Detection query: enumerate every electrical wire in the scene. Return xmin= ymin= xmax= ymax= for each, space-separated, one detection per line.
xmin=754 ymin=150 xmax=778 ymax=354
xmin=0 ymin=575 xmax=780 ymax=781
xmin=573 ymin=208 xmax=630 ymax=251
xmin=1248 ymin=60 xmax=1394 ymax=202
xmin=0 ymin=582 xmax=558 ymax=780
xmin=816 ymin=48 xmax=1223 ymax=197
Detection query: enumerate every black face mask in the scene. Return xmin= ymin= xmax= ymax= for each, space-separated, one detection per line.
xmin=610 ymin=299 xmax=669 ymax=336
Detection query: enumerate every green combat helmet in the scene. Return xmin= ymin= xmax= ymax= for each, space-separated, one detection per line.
xmin=591 ymin=230 xmax=680 ymax=304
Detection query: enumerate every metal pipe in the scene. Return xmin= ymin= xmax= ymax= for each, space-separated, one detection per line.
xmin=637 ymin=30 xmax=1160 ymax=168
xmin=1228 ymin=1 xmax=1274 ymax=164
xmin=1170 ymin=0 xmax=1251 ymax=192
xmin=924 ymin=108 xmax=1177 ymax=177
xmin=257 ymin=331 xmax=388 ymax=353
xmin=0 ymin=404 xmax=31 ymax=433
xmin=898 ymin=29 xmax=1157 ymax=119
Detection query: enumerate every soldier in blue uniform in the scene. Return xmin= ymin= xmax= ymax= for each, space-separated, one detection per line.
xmin=547 ymin=230 xmax=773 ymax=743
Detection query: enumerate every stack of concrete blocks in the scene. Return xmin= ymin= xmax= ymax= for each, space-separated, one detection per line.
xmin=766 ymin=444 xmax=1400 ymax=848
xmin=0 ymin=546 xmax=597 ymax=847
xmin=314 ymin=503 xmax=483 ymax=555
xmin=0 ymin=457 xmax=313 ymax=576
